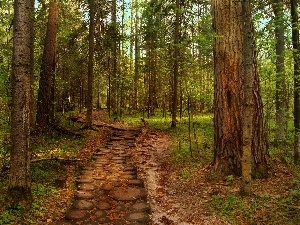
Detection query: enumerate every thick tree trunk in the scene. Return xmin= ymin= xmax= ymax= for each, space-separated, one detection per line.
xmin=272 ymin=0 xmax=287 ymax=143
xmin=212 ymin=0 xmax=269 ymax=178
xmin=291 ymin=0 xmax=300 ymax=164
xmin=9 ymin=0 xmax=33 ymax=208
xmin=86 ymin=0 xmax=95 ymax=127
xmin=36 ymin=0 xmax=59 ymax=129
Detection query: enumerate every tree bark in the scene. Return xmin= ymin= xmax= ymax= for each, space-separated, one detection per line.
xmin=86 ymin=0 xmax=95 ymax=127
xmin=212 ymin=0 xmax=269 ymax=178
xmin=272 ymin=0 xmax=287 ymax=143
xmin=29 ymin=0 xmax=35 ymax=129
xmin=171 ymin=0 xmax=180 ymax=127
xmin=291 ymin=0 xmax=300 ymax=164
xmin=134 ymin=2 xmax=140 ymax=110
xmin=133 ymin=0 xmax=140 ymax=110
xmin=241 ymin=0 xmax=254 ymax=195
xmin=9 ymin=0 xmax=34 ymax=208
xmin=110 ymin=0 xmax=118 ymax=117
xmin=36 ymin=0 xmax=59 ymax=129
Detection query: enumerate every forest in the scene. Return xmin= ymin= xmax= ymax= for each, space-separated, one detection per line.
xmin=1 ymin=0 xmax=300 ymax=224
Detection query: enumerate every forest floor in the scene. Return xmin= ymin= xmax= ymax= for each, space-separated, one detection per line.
xmin=1 ymin=110 xmax=300 ymax=225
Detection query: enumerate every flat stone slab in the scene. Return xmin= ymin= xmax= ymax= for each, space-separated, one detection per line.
xmin=65 ymin=210 xmax=87 ymax=220
xmin=124 ymin=165 xmax=137 ymax=172
xmin=78 ymin=183 xmax=95 ymax=191
xmin=73 ymin=200 xmax=94 ymax=210
xmin=86 ymin=210 xmax=109 ymax=224
xmin=93 ymin=176 xmax=106 ymax=181
xmin=75 ymin=191 xmax=93 ymax=199
xmin=110 ymin=219 xmax=126 ymax=225
xmin=121 ymin=174 xmax=137 ymax=180
xmin=101 ymin=149 xmax=112 ymax=153
xmin=123 ymin=135 xmax=136 ymax=140
xmin=95 ymin=210 xmax=107 ymax=218
xmin=112 ymin=156 xmax=125 ymax=161
xmin=102 ymin=183 xmax=115 ymax=191
xmin=94 ymin=152 xmax=106 ymax=156
xmin=132 ymin=202 xmax=151 ymax=213
xmin=109 ymin=186 xmax=147 ymax=201
xmin=128 ymin=179 xmax=144 ymax=187
xmin=123 ymin=171 xmax=136 ymax=176
xmin=97 ymin=201 xmax=112 ymax=210
xmin=126 ymin=212 xmax=150 ymax=223
xmin=111 ymin=137 xmax=123 ymax=141
xmin=76 ymin=178 xmax=94 ymax=184
xmin=114 ymin=160 xmax=125 ymax=164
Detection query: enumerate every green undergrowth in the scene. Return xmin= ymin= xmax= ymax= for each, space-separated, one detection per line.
xmin=0 ymin=161 xmax=72 ymax=224
xmin=31 ymin=130 xmax=85 ymax=160
xmin=208 ymin=183 xmax=300 ymax=225
xmin=122 ymin=112 xmax=300 ymax=224
xmin=122 ymin=112 xmax=214 ymax=176
xmin=0 ymin=115 xmax=89 ymax=224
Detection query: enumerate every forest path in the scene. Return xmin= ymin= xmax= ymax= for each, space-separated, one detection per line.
xmin=53 ymin=127 xmax=151 ymax=225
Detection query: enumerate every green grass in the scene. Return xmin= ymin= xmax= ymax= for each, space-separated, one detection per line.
xmin=0 ymin=112 xmax=87 ymax=224
xmin=31 ymin=131 xmax=85 ymax=160
xmin=122 ymin=112 xmax=214 ymax=166
xmin=121 ymin=111 xmax=300 ymax=225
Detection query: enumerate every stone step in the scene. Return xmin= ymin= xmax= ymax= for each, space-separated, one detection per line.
xmin=60 ymin=128 xmax=151 ymax=224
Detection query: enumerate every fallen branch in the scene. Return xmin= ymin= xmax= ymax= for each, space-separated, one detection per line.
xmin=31 ymin=157 xmax=82 ymax=163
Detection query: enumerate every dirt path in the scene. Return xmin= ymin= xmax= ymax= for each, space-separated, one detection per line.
xmin=49 ymin=111 xmax=228 ymax=224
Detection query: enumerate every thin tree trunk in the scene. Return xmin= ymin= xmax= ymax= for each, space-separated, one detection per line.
xmin=241 ymin=0 xmax=254 ymax=195
xmin=272 ymin=0 xmax=287 ymax=143
xmin=291 ymin=0 xmax=300 ymax=164
xmin=30 ymin=0 xmax=35 ymax=129
xmin=36 ymin=0 xmax=59 ymax=129
xmin=86 ymin=0 xmax=95 ymax=127
xmin=9 ymin=0 xmax=33 ymax=208
xmin=107 ymin=56 xmax=111 ymax=117
xmin=111 ymin=0 xmax=117 ymax=117
xmin=134 ymin=2 xmax=139 ymax=110
xmin=171 ymin=0 xmax=180 ymax=127
xmin=97 ymin=80 xmax=101 ymax=109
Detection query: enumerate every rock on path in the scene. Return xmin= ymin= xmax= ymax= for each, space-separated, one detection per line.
xmin=53 ymin=128 xmax=151 ymax=225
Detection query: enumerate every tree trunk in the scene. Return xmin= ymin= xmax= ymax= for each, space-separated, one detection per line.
xmin=29 ymin=0 xmax=35 ymax=129
xmin=110 ymin=0 xmax=118 ymax=117
xmin=241 ymin=0 xmax=254 ymax=195
xmin=9 ymin=0 xmax=34 ymax=208
xmin=291 ymin=0 xmax=300 ymax=164
xmin=134 ymin=4 xmax=140 ymax=110
xmin=272 ymin=0 xmax=287 ymax=144
xmin=97 ymin=80 xmax=101 ymax=109
xmin=171 ymin=0 xmax=180 ymax=127
xmin=86 ymin=0 xmax=95 ymax=127
xmin=36 ymin=0 xmax=59 ymax=129
xmin=212 ymin=0 xmax=269 ymax=178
